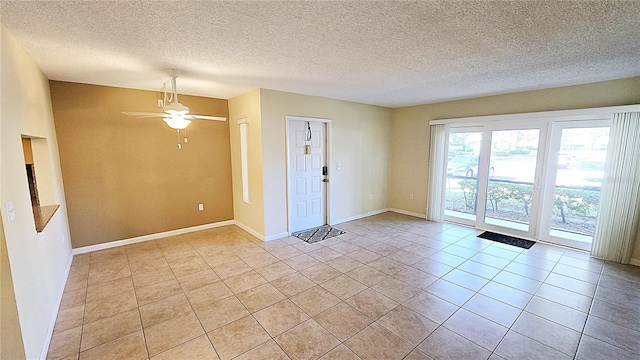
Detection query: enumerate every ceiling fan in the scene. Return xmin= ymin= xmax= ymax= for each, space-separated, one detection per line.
xmin=122 ymin=69 xmax=227 ymax=130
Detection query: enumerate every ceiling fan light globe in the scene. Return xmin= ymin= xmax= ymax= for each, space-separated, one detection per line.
xmin=163 ymin=116 xmax=191 ymax=129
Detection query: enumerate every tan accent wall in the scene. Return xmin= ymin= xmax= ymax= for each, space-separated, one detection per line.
xmin=388 ymin=77 xmax=640 ymax=262
xmin=260 ymin=89 xmax=392 ymax=237
xmin=50 ymin=81 xmax=233 ymax=248
xmin=1 ymin=24 xmax=73 ymax=359
xmin=0 ymin=218 xmax=26 ymax=360
xmin=228 ymin=89 xmax=265 ymax=236
xmin=21 ymin=138 xmax=34 ymax=164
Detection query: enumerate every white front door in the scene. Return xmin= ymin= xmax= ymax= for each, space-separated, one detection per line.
xmin=288 ymin=120 xmax=326 ymax=233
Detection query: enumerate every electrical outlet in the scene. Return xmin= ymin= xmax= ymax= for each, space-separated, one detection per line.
xmin=369 ymin=194 xmax=373 ymax=200
xmin=409 ymin=193 xmax=414 ymax=200
xmin=198 ymin=203 xmax=204 ymax=211
xmin=157 ymin=99 xmax=164 ymax=108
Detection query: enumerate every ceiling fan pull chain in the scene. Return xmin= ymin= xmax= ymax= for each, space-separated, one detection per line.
xmin=177 ymin=129 xmax=182 ymax=149
xmin=184 ymin=128 xmax=188 ymax=143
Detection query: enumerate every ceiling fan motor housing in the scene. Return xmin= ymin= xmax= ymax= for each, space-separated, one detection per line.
xmin=164 ymin=101 xmax=190 ymax=115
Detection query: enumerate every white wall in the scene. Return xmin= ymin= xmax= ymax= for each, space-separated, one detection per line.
xmin=260 ymin=89 xmax=392 ymax=238
xmin=1 ymin=25 xmax=73 ymax=359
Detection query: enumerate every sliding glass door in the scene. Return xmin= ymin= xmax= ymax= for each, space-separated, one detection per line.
xmin=444 ymin=128 xmax=482 ymax=225
xmin=443 ymin=119 xmax=611 ymax=250
xmin=481 ymin=126 xmax=545 ymax=240
xmin=444 ymin=123 xmax=546 ymax=240
xmin=539 ymin=120 xmax=611 ymax=250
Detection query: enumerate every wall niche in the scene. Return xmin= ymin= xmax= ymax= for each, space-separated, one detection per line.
xmin=21 ymin=137 xmax=59 ymax=232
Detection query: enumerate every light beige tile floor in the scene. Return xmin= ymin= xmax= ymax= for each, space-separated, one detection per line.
xmin=48 ymin=212 xmax=640 ymax=360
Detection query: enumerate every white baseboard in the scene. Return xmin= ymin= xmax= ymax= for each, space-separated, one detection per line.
xmin=72 ymin=220 xmax=235 ymax=254
xmin=389 ymin=208 xmax=426 ymax=219
xmin=265 ymin=232 xmax=289 ymax=241
xmin=630 ymin=258 xmax=640 ymax=267
xmin=331 ymin=208 xmax=390 ymax=226
xmin=41 ymin=251 xmax=74 ymax=359
xmin=233 ymin=221 xmax=265 ymax=241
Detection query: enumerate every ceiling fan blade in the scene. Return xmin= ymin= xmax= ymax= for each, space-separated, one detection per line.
xmin=122 ymin=111 xmax=166 ymax=118
xmin=186 ymin=114 xmax=227 ymax=121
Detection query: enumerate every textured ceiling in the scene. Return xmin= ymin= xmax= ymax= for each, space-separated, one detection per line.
xmin=2 ymin=1 xmax=639 ymax=108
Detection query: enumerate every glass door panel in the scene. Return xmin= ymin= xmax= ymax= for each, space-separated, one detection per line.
xmin=444 ymin=119 xmax=612 ymax=252
xmin=444 ymin=130 xmax=482 ymax=224
xmin=540 ymin=123 xmax=610 ymax=250
xmin=484 ymin=129 xmax=541 ymax=233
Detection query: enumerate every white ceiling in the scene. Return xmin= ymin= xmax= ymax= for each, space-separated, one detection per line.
xmin=2 ymin=1 xmax=639 ymax=108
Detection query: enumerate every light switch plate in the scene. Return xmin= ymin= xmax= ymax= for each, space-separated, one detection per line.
xmin=5 ymin=202 xmax=16 ymax=222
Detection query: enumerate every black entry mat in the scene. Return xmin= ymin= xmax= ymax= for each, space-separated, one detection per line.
xmin=478 ymin=231 xmax=536 ymax=249
xmin=293 ymin=225 xmax=345 ymax=244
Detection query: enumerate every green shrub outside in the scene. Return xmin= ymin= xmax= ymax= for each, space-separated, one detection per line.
xmin=458 ymin=179 xmax=600 ymax=223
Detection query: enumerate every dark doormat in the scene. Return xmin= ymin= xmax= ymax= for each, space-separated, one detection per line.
xmin=293 ymin=225 xmax=345 ymax=244
xmin=478 ymin=231 xmax=536 ymax=249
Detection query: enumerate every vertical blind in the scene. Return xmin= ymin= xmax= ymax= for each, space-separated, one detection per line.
xmin=427 ymin=124 xmax=448 ymax=222
xmin=591 ymin=112 xmax=640 ymax=264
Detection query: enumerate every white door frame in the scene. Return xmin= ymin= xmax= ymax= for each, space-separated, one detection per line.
xmin=538 ymin=118 xmax=612 ymax=250
xmin=443 ymin=126 xmax=484 ymax=228
xmin=478 ymin=120 xmax=549 ymax=241
xmin=444 ymin=120 xmax=549 ymax=240
xmin=285 ymin=116 xmax=332 ymax=235
xmin=444 ymin=117 xmax=614 ymax=249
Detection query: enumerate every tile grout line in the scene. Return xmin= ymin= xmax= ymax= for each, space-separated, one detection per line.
xmin=77 ymin=256 xmax=91 ymax=359
xmin=173 ymin=235 xmax=221 ymax=360
xmin=572 ymin=261 xmax=605 ymax=360
xmin=125 ymin=244 xmax=152 ymax=360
